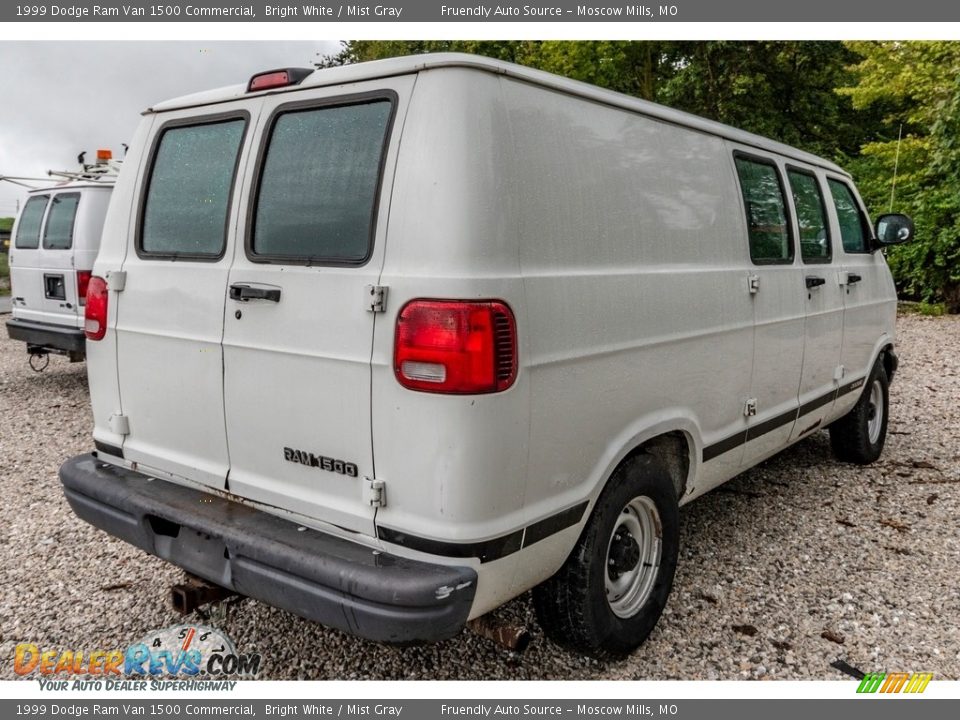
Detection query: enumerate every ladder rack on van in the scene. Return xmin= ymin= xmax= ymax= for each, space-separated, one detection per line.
xmin=48 ymin=149 xmax=122 ymax=183
xmin=0 ymin=149 xmax=122 ymax=189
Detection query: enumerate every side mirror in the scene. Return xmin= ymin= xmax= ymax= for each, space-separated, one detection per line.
xmin=874 ymin=213 xmax=915 ymax=247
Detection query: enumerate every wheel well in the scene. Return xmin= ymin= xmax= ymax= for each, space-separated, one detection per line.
xmin=881 ymin=345 xmax=897 ymax=383
xmin=628 ymin=431 xmax=692 ymax=500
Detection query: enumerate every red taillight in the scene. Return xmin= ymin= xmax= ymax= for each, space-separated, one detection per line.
xmin=76 ymin=270 xmax=92 ymax=306
xmin=394 ymin=300 xmax=517 ymax=394
xmin=84 ymin=276 xmax=108 ymax=341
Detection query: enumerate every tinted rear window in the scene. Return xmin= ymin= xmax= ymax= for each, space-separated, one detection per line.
xmin=43 ymin=193 xmax=81 ymax=250
xmin=141 ymin=118 xmax=246 ymax=258
xmin=251 ymin=100 xmax=392 ymax=263
xmin=15 ymin=195 xmax=49 ymax=249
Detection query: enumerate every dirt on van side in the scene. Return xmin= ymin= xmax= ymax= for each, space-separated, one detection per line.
xmin=0 ymin=314 xmax=957 ymax=682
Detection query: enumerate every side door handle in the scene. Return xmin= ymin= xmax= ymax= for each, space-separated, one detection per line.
xmin=229 ymin=284 xmax=281 ymax=303
xmin=847 ymin=273 xmax=862 ymax=285
xmin=805 ymin=276 xmax=826 ymax=289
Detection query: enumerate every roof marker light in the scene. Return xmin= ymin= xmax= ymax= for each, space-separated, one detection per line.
xmin=247 ymin=68 xmax=314 ymax=93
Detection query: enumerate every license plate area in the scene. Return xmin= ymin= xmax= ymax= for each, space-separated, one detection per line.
xmin=148 ymin=515 xmax=231 ymax=586
xmin=44 ymin=274 xmax=66 ymax=301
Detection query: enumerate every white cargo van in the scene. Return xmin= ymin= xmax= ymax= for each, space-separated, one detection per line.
xmin=60 ymin=54 xmax=914 ymax=654
xmin=7 ymin=155 xmax=118 ymax=364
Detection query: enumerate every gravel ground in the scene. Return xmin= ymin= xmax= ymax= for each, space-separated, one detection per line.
xmin=1 ymin=313 xmax=958 ymax=681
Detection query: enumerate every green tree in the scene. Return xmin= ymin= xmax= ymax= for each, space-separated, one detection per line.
xmin=840 ymin=41 xmax=960 ymax=311
xmin=319 ymin=41 xmax=680 ymax=100
xmin=660 ymin=42 xmax=879 ymax=158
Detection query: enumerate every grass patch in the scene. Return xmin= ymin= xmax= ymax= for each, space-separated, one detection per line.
xmin=898 ymin=300 xmax=947 ymax=316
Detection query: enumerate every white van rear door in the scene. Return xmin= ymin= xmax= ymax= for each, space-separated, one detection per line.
xmin=221 ymin=78 xmax=412 ymax=537
xmin=114 ymin=104 xmax=257 ymax=490
xmin=36 ymin=192 xmax=83 ymax=322
xmin=9 ymin=194 xmax=51 ymax=323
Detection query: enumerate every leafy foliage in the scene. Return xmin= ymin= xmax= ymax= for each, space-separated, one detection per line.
xmin=840 ymin=42 xmax=960 ymax=310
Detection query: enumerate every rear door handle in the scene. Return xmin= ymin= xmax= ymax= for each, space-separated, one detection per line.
xmin=229 ymin=284 xmax=281 ymax=302
xmin=805 ymin=276 xmax=826 ymax=289
xmin=847 ymin=273 xmax=862 ymax=285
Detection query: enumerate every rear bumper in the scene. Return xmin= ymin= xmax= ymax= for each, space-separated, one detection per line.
xmin=6 ymin=317 xmax=85 ymax=354
xmin=59 ymin=453 xmax=477 ymax=644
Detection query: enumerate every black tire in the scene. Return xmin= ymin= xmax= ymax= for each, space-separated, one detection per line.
xmin=829 ymin=357 xmax=889 ymax=464
xmin=532 ymin=454 xmax=679 ymax=655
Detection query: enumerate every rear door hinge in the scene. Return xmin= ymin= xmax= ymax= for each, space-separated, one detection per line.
xmin=364 ymin=284 xmax=388 ymax=313
xmin=748 ymin=274 xmax=760 ymax=294
xmin=108 ymin=413 xmax=130 ymax=436
xmin=744 ymin=398 xmax=757 ymax=417
xmin=364 ymin=477 xmax=386 ymax=508
xmin=107 ymin=270 xmax=126 ymax=292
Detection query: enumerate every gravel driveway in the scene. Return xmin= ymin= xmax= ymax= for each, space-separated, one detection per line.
xmin=1 ymin=314 xmax=957 ymax=681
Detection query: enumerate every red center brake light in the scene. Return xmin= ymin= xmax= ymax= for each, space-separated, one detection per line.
xmin=84 ymin=276 xmax=109 ymax=341
xmin=394 ymin=300 xmax=518 ymax=394
xmin=76 ymin=270 xmax=92 ymax=306
xmin=247 ymin=67 xmax=313 ymax=93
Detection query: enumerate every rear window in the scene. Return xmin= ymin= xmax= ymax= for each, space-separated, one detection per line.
xmin=251 ymin=99 xmax=393 ymax=264
xmin=15 ymin=195 xmax=49 ymax=249
xmin=42 ymin=193 xmax=81 ymax=250
xmin=140 ymin=117 xmax=246 ymax=259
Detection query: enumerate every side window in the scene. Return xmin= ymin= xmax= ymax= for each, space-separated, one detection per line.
xmin=734 ymin=156 xmax=793 ymax=264
xmin=251 ymin=99 xmax=393 ymax=264
xmin=787 ymin=170 xmax=830 ymax=263
xmin=14 ymin=195 xmax=49 ymax=249
xmin=828 ymin=179 xmax=871 ymax=254
xmin=140 ymin=117 xmax=246 ymax=259
xmin=42 ymin=193 xmax=81 ymax=250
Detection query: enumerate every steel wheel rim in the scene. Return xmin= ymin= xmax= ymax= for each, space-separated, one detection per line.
xmin=605 ymin=495 xmax=662 ymax=618
xmin=867 ymin=379 xmax=884 ymax=444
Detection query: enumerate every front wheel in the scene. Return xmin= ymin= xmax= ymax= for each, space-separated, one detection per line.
xmin=533 ymin=454 xmax=679 ymax=655
xmin=829 ymin=357 xmax=889 ymax=464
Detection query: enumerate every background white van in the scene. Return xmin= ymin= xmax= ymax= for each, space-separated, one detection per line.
xmin=6 ymin=156 xmax=117 ymax=365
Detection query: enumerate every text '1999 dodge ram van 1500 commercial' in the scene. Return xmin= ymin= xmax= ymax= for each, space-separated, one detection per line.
xmin=59 ymin=54 xmax=914 ymax=655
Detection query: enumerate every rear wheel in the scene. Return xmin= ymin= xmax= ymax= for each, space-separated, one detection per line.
xmin=829 ymin=357 xmax=889 ymax=464
xmin=533 ymin=454 xmax=679 ymax=655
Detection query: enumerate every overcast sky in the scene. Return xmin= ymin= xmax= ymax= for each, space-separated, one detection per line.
xmin=0 ymin=41 xmax=340 ymax=217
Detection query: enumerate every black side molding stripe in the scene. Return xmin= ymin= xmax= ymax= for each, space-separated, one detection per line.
xmin=522 ymin=501 xmax=588 ymax=549
xmin=799 ymin=389 xmax=838 ymax=417
xmin=702 ymin=431 xmax=747 ymax=462
xmin=702 ymin=377 xmax=867 ymax=463
xmin=746 ymin=408 xmax=798 ymax=442
xmin=377 ymin=526 xmax=523 ymax=564
xmin=837 ymin=376 xmax=866 ymax=398
xmin=379 ymin=501 xmax=588 ymax=564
